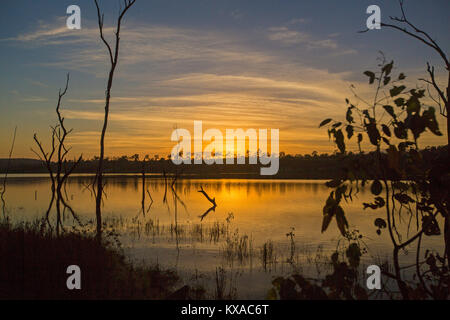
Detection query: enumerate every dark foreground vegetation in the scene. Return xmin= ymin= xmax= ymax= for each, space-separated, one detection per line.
xmin=0 ymin=221 xmax=184 ymax=300
xmin=274 ymin=55 xmax=450 ymax=300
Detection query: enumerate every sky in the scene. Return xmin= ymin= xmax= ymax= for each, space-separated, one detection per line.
xmin=0 ymin=0 xmax=449 ymax=159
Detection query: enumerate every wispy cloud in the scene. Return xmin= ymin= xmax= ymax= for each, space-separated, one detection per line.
xmin=266 ymin=25 xmax=357 ymax=56
xmin=26 ymin=79 xmax=49 ymax=88
xmin=60 ymin=67 xmax=351 ymax=156
xmin=4 ymin=19 xmax=271 ymax=73
xmin=22 ymin=96 xmax=49 ymax=102
xmin=287 ymin=18 xmax=310 ymax=25
xmin=230 ymin=9 xmax=244 ymax=20
xmin=1 ymin=15 xmax=359 ymax=157
xmin=267 ymin=26 xmax=339 ymax=49
xmin=2 ymin=17 xmax=94 ymax=45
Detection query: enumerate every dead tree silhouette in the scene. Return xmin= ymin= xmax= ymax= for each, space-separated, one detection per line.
xmin=198 ymin=186 xmax=217 ymax=221
xmin=139 ymin=158 xmax=154 ymax=217
xmin=1 ymin=126 xmax=17 ymax=219
xmin=31 ymin=74 xmax=82 ymax=233
xmin=93 ymin=0 xmax=137 ymax=241
xmin=198 ymin=186 xmax=217 ymax=207
xmin=141 ymin=160 xmax=146 ymax=217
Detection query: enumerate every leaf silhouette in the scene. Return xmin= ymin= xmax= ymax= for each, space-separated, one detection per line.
xmin=319 ymin=118 xmax=332 ymax=127
xmin=363 ymin=71 xmax=375 ymax=84
xmin=390 ymin=85 xmax=406 ymax=97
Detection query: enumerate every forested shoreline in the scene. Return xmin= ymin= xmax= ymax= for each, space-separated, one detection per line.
xmin=1 ymin=146 xmax=446 ymax=180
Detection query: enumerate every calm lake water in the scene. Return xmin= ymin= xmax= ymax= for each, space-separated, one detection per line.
xmin=3 ymin=174 xmax=444 ymax=298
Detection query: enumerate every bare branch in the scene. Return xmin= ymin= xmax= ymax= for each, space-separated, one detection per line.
xmin=381 ymin=1 xmax=449 ymax=68
xmin=420 ymin=63 xmax=448 ymax=106
xmin=198 ymin=186 xmax=217 ymax=207
xmin=94 ymin=0 xmax=114 ymax=64
xmin=61 ymin=155 xmax=83 ymax=184
xmin=199 ymin=205 xmax=216 ymax=221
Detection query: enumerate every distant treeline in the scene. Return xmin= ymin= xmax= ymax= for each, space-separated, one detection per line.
xmin=0 ymin=146 xmax=447 ymax=179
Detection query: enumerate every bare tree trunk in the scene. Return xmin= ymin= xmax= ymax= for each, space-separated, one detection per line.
xmin=1 ymin=127 xmax=17 ymax=218
xmin=444 ymin=81 xmax=450 ymax=268
xmin=445 ymin=213 xmax=450 ymax=267
xmin=447 ymin=73 xmax=450 ymax=147
xmin=56 ymin=187 xmax=62 ymax=235
xmin=141 ymin=160 xmax=146 ymax=216
xmin=93 ymin=0 xmax=136 ymax=241
xmin=95 ymin=69 xmax=113 ymax=240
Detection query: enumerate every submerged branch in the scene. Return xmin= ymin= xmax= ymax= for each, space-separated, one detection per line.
xmin=198 ymin=186 xmax=217 ymax=207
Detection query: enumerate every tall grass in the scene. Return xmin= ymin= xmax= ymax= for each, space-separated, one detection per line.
xmin=0 ymin=220 xmax=179 ymax=299
xmin=261 ymin=240 xmax=277 ymax=271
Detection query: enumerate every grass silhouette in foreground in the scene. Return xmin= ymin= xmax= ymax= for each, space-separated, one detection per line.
xmin=0 ymin=221 xmax=180 ymax=299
